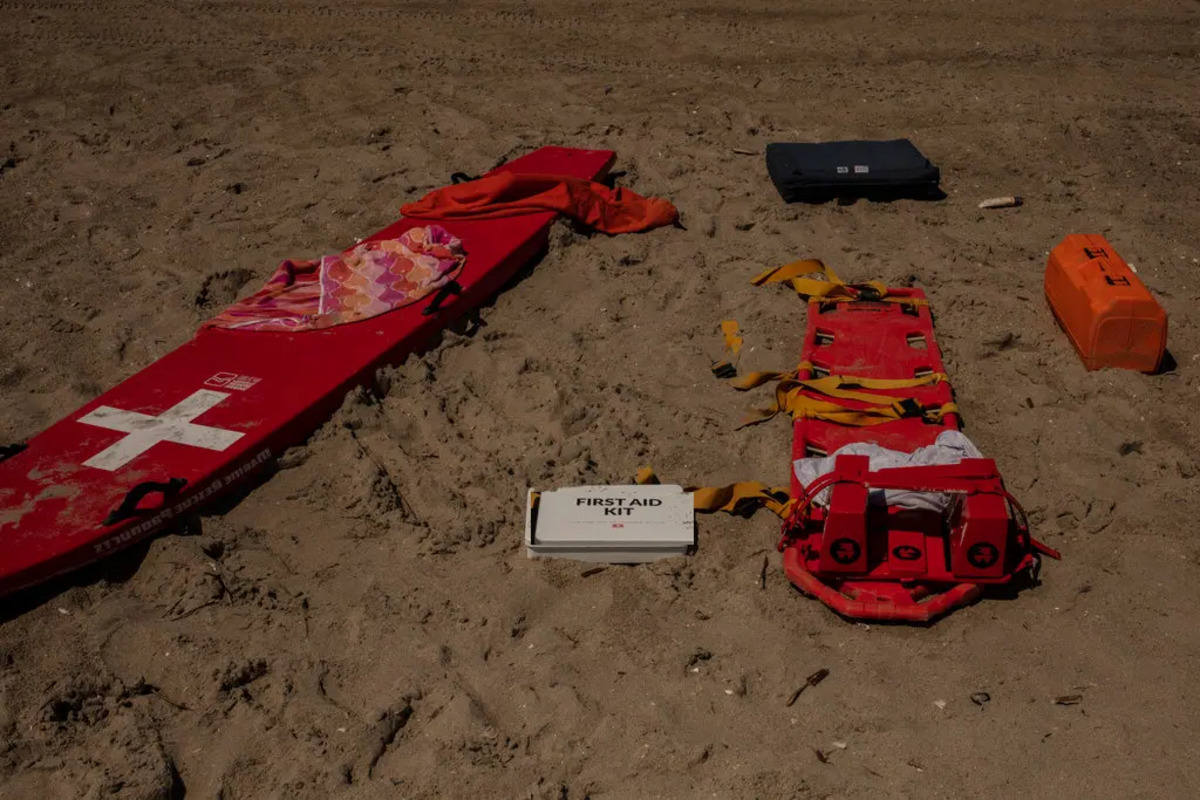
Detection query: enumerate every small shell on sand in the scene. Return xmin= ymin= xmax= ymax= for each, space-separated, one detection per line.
xmin=978 ymin=196 xmax=1024 ymax=209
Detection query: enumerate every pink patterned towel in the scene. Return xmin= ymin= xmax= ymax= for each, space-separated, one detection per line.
xmin=205 ymin=225 xmax=466 ymax=332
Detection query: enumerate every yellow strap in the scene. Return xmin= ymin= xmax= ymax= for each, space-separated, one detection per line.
xmin=752 ymin=258 xmax=926 ymax=306
xmin=691 ymin=482 xmax=793 ymax=518
xmin=635 ymin=468 xmax=793 ymax=519
xmin=740 ymin=385 xmax=957 ymax=428
xmin=729 ymin=368 xmax=795 ymax=390
xmin=789 ymin=378 xmax=918 ymax=406
xmin=810 ymin=295 xmax=928 ymax=307
xmin=730 ymin=361 xmax=950 ymax=425
xmin=731 ymin=366 xmax=948 ymax=393
xmin=719 ymin=320 xmax=743 ymax=357
xmin=635 ymin=467 xmax=659 ymax=485
xmin=751 ymin=259 xmax=888 ymax=300
xmin=729 ymin=369 xmax=945 ymax=393
xmin=795 ymin=372 xmax=948 ymax=401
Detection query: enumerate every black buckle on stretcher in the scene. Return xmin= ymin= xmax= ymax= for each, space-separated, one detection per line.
xmin=894 ymin=398 xmax=924 ymax=418
xmin=892 ymin=398 xmax=944 ymax=424
xmin=854 ymin=285 xmax=883 ymax=302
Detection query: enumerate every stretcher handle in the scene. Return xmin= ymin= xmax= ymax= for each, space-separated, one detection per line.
xmin=103 ymin=478 xmax=187 ymax=527
xmin=782 ymin=547 xmax=983 ymax=622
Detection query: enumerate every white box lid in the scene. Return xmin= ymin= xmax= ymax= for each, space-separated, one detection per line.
xmin=528 ymin=484 xmax=694 ymax=548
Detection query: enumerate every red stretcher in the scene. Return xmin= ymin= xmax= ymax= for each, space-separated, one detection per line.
xmin=779 ymin=286 xmax=1058 ymax=622
xmin=0 ymin=147 xmax=616 ymax=598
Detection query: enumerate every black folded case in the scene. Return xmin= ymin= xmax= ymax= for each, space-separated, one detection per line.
xmin=765 ymin=139 xmax=941 ymax=203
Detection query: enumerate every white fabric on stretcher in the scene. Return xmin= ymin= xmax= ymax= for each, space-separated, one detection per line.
xmin=792 ymin=430 xmax=984 ymax=513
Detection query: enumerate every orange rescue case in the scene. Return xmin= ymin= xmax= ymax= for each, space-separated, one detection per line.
xmin=1044 ymin=234 xmax=1167 ymax=372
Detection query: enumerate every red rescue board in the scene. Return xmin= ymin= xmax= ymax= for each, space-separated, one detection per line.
xmin=0 ymin=146 xmax=616 ymax=598
xmin=782 ymin=291 xmax=1057 ymax=622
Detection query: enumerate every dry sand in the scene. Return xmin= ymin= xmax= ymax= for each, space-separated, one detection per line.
xmin=2 ymin=1 xmax=1200 ymax=798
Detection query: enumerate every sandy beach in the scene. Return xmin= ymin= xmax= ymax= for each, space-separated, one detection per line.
xmin=2 ymin=1 xmax=1200 ymax=797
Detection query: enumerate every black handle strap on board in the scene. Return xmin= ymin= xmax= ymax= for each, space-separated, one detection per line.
xmin=103 ymin=478 xmax=187 ymax=526
xmin=450 ymin=172 xmax=480 ymax=184
xmin=422 ymin=280 xmax=463 ymax=317
xmin=0 ymin=443 xmax=27 ymax=463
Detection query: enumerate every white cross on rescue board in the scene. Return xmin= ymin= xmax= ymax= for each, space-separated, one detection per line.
xmin=77 ymin=389 xmax=245 ymax=471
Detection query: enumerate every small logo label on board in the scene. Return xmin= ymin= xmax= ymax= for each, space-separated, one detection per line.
xmin=205 ymin=372 xmax=261 ymax=391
